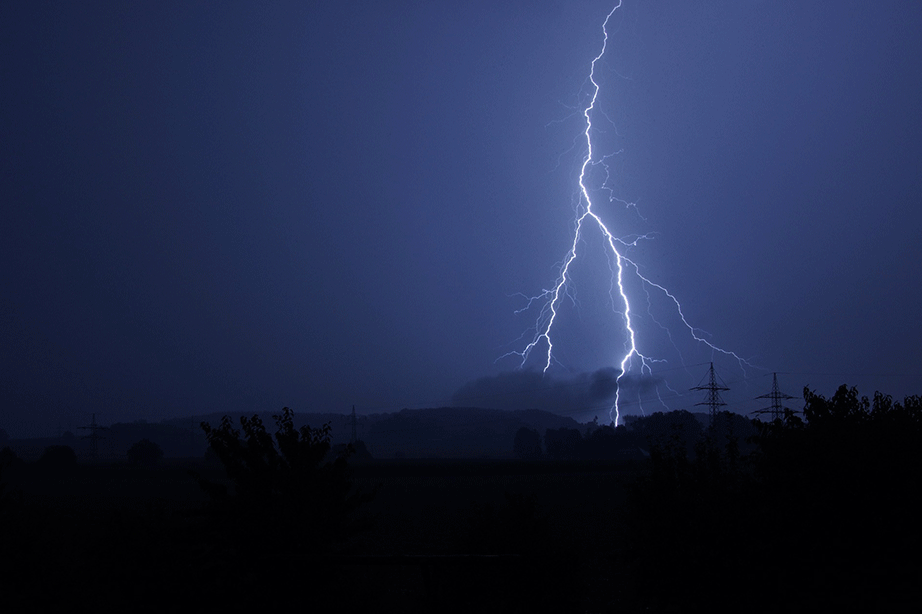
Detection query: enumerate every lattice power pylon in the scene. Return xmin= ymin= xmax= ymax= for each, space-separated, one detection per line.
xmin=692 ymin=362 xmax=730 ymax=429
xmin=753 ymin=372 xmax=798 ymax=422
xmin=78 ymin=413 xmax=109 ymax=461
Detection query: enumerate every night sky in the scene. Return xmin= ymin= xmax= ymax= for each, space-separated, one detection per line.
xmin=3 ymin=1 xmax=921 ymax=437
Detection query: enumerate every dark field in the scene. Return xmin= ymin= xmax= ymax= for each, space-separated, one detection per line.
xmin=1 ymin=458 xmax=636 ymax=612
xmin=3 ymin=391 xmax=921 ymax=612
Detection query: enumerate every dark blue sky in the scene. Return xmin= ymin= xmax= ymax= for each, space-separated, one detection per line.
xmin=3 ymin=1 xmax=921 ymax=436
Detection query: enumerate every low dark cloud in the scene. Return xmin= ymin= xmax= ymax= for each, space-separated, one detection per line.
xmin=451 ymin=367 xmax=662 ymax=418
xmin=588 ymin=367 xmax=619 ymax=400
xmin=612 ymin=372 xmax=663 ymax=397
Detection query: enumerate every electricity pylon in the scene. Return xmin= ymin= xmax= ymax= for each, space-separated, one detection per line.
xmin=78 ymin=413 xmax=108 ymax=461
xmin=753 ymin=372 xmax=798 ymax=422
xmin=692 ymin=362 xmax=730 ymax=429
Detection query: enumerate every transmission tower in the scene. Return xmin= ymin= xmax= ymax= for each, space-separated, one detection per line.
xmin=343 ymin=405 xmax=364 ymax=445
xmin=78 ymin=413 xmax=109 ymax=461
xmin=692 ymin=362 xmax=730 ymax=429
xmin=753 ymin=372 xmax=798 ymax=422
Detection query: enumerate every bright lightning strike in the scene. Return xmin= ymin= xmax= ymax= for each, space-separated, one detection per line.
xmin=502 ymin=2 xmax=750 ymax=426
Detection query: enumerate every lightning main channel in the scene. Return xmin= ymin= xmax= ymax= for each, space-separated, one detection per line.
xmin=504 ymin=2 xmax=750 ymax=426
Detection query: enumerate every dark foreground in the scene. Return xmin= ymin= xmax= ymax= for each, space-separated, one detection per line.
xmin=0 ymin=458 xmax=633 ymax=612
xmin=2 ymin=390 xmax=921 ymax=612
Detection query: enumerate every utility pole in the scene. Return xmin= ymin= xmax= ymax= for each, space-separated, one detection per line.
xmin=753 ymin=373 xmax=798 ymax=422
xmin=691 ymin=362 xmax=730 ymax=429
xmin=78 ymin=413 xmax=109 ymax=462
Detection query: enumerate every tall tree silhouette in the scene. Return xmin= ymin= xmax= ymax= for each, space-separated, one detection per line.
xmin=199 ymin=408 xmax=371 ymax=554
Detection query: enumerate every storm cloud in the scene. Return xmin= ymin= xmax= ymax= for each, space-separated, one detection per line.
xmin=452 ymin=367 xmax=662 ymax=419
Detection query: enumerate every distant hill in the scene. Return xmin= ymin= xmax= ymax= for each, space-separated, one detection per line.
xmin=173 ymin=406 xmax=582 ymax=460
xmin=7 ymin=408 xmax=760 ymax=462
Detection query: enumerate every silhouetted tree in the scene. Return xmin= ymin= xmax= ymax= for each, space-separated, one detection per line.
xmin=803 ymin=383 xmax=869 ymax=426
xmin=631 ymin=410 xmax=702 ymax=461
xmin=198 ymin=408 xmax=371 ymax=555
xmin=127 ymin=438 xmax=163 ymax=467
xmin=513 ymin=427 xmax=542 ymax=459
xmin=578 ymin=424 xmax=644 ymax=459
xmin=0 ymin=446 xmax=19 ymax=469
xmin=544 ymin=427 xmax=582 ymax=459
xmin=580 ymin=424 xmax=616 ymax=459
xmin=735 ymin=385 xmax=922 ymax=610
xmin=332 ymin=440 xmax=373 ymax=462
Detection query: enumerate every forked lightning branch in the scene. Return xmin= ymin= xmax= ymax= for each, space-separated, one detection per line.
xmin=502 ymin=2 xmax=748 ymax=425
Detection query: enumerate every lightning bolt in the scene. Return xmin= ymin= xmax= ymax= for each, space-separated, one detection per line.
xmin=502 ymin=2 xmax=750 ymax=426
